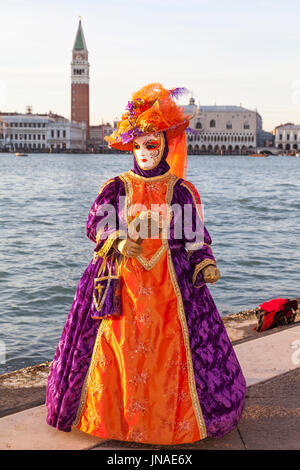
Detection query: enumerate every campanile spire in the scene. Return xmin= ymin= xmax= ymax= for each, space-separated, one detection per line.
xmin=71 ymin=18 xmax=90 ymax=145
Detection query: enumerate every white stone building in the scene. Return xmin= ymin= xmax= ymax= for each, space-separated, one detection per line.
xmin=0 ymin=112 xmax=86 ymax=151
xmin=183 ymin=99 xmax=263 ymax=154
xmin=47 ymin=119 xmax=86 ymax=151
xmin=274 ymin=123 xmax=300 ymax=151
xmin=0 ymin=114 xmax=49 ymax=151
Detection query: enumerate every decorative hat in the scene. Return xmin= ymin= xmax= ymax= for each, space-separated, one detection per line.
xmin=105 ymin=83 xmax=190 ymax=152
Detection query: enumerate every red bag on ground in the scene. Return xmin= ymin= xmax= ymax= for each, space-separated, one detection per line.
xmin=254 ymin=297 xmax=298 ymax=332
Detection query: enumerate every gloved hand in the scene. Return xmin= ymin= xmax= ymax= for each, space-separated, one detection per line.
xmin=114 ymin=238 xmax=143 ymax=258
xmin=202 ymin=265 xmax=221 ymax=284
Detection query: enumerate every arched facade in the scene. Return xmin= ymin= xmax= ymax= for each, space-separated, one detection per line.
xmin=186 ymin=131 xmax=256 ymax=154
xmin=183 ymin=104 xmax=261 ymax=155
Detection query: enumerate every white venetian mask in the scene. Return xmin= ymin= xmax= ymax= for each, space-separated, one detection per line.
xmin=133 ymin=132 xmax=165 ymax=170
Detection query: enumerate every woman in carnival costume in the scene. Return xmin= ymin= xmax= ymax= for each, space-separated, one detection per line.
xmin=46 ymin=83 xmax=246 ymax=445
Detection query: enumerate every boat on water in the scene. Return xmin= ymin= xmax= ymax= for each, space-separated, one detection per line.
xmin=15 ymin=152 xmax=28 ymax=157
xmin=284 ymin=150 xmax=299 ymax=157
xmin=249 ymin=153 xmax=269 ymax=157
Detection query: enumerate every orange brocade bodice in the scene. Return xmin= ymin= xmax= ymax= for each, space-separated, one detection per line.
xmin=74 ymin=171 xmax=202 ymax=445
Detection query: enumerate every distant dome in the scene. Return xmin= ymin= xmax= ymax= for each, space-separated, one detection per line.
xmin=189 ymin=97 xmax=195 ymax=105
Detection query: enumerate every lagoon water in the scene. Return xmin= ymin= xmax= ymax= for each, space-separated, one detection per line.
xmin=0 ymin=152 xmax=300 ymax=374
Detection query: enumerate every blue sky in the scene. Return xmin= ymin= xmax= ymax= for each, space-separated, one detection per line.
xmin=2 ymin=0 xmax=300 ymax=130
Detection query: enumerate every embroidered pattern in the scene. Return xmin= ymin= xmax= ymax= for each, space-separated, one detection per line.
xmin=133 ymin=303 xmax=153 ymax=326
xmin=163 ymin=389 xmax=189 ymax=403
xmin=176 ymin=419 xmax=192 ymax=433
xmin=128 ymin=427 xmax=146 ymax=442
xmin=178 ymin=390 xmax=189 ymax=402
xmin=163 ymin=389 xmax=176 ymax=402
xmin=166 ymin=358 xmax=179 ymax=368
xmin=145 ymin=181 xmax=167 ymax=194
xmin=134 ymin=310 xmax=153 ymax=326
xmin=129 ymin=370 xmax=149 ymax=386
xmin=136 ymin=285 xmax=155 ymax=296
xmin=127 ymin=399 xmax=149 ymax=416
xmin=160 ymin=417 xmax=173 ymax=431
xmin=125 ymin=340 xmax=154 ymax=359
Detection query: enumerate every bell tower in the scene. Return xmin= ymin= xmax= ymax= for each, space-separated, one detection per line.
xmin=71 ymin=18 xmax=90 ymax=143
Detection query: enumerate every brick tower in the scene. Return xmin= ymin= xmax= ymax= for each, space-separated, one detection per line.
xmin=71 ymin=18 xmax=90 ymax=144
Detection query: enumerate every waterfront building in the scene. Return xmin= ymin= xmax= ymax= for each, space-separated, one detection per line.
xmin=71 ymin=19 xmax=90 ymax=144
xmin=274 ymin=123 xmax=300 ymax=151
xmin=47 ymin=119 xmax=86 ymax=151
xmin=0 ymin=111 xmax=86 ymax=151
xmin=183 ymin=98 xmax=263 ymax=154
xmin=0 ymin=112 xmax=49 ymax=151
xmin=89 ymin=123 xmax=113 ymax=151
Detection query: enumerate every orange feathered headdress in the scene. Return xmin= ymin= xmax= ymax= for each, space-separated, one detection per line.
xmin=105 ymin=83 xmax=191 ymax=178
xmin=105 ymin=83 xmax=190 ymax=151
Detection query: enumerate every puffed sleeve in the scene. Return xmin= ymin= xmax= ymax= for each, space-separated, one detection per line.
xmin=86 ymin=177 xmax=127 ymax=259
xmin=179 ymin=180 xmax=217 ymax=287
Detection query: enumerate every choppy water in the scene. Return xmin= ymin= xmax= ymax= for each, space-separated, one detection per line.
xmin=0 ymin=152 xmax=299 ymax=374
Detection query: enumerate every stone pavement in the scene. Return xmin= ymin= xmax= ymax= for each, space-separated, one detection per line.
xmin=0 ymin=323 xmax=299 ymax=450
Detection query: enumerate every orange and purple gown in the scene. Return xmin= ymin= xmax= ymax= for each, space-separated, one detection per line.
xmin=46 ymin=169 xmax=246 ymax=445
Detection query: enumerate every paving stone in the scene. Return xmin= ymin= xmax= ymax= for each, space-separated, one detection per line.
xmin=238 ymin=368 xmax=300 ymax=450
xmin=0 ymin=405 xmax=104 ymax=450
xmin=234 ymin=325 xmax=300 ymax=386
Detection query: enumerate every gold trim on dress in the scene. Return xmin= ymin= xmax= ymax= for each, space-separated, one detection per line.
xmin=165 ymin=177 xmax=207 ymax=440
xmin=73 ymin=318 xmax=110 ymax=427
xmin=135 ymin=245 xmax=167 ymax=271
xmin=127 ymin=169 xmax=171 ymax=182
xmin=187 ymin=242 xmax=212 ymax=260
xmin=96 ymin=229 xmax=127 ymax=259
xmin=192 ymin=259 xmax=216 ymax=285
xmin=119 ymin=173 xmax=131 ymax=227
xmin=194 ymin=282 xmax=206 ymax=289
xmin=166 ymin=247 xmax=207 ymax=439
xmin=97 ymin=177 xmax=115 ymax=196
xmin=180 ymin=181 xmax=204 ymax=227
